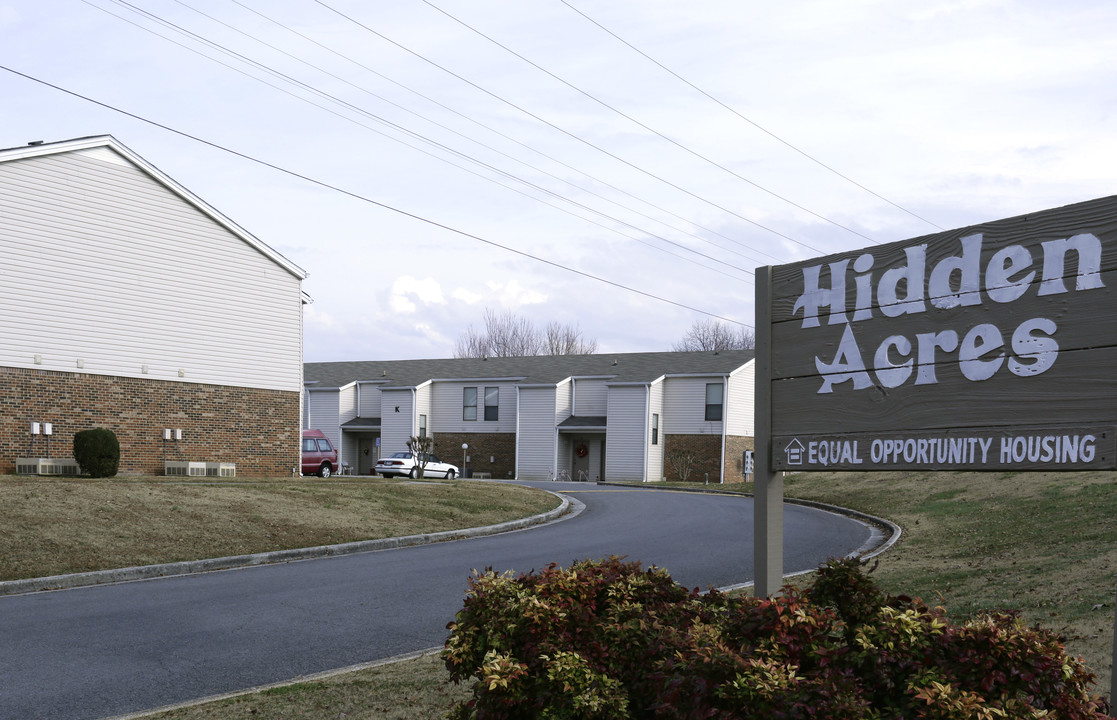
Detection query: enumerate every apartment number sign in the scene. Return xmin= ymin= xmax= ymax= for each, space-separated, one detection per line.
xmin=764 ymin=195 xmax=1117 ymax=472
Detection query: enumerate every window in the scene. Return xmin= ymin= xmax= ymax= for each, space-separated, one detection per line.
xmin=484 ymin=387 xmax=499 ymax=421
xmin=316 ymin=439 xmax=333 ymax=452
xmin=652 ymin=413 xmax=659 ymax=445
xmin=302 ymin=438 xmax=317 ymax=452
xmin=419 ymin=414 xmax=427 ymax=438
xmin=463 ymin=387 xmax=477 ymax=421
xmin=705 ymin=383 xmax=724 ymax=421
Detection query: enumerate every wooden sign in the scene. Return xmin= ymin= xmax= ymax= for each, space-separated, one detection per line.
xmin=767 ymin=194 xmax=1117 ymax=470
xmin=752 ymin=194 xmax=1117 ymax=597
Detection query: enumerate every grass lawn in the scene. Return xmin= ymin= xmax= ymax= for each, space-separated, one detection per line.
xmin=0 ymin=476 xmax=559 ymax=581
xmin=13 ymin=470 xmax=1115 ymax=717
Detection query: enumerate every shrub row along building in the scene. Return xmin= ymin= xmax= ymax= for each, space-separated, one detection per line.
xmin=1 ymin=135 xmax=756 ymax=481
xmin=303 ymin=351 xmax=755 ymax=483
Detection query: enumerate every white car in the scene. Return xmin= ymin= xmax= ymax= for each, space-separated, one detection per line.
xmin=375 ymin=451 xmax=460 ymax=479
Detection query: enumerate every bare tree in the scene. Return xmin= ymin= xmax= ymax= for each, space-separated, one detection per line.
xmin=406 ymin=434 xmax=434 ymax=479
xmin=666 ymin=448 xmax=697 ymax=482
xmin=543 ymin=321 xmax=598 ymax=355
xmin=671 ymin=319 xmax=755 ymax=352
xmin=455 ymin=309 xmax=598 ymax=358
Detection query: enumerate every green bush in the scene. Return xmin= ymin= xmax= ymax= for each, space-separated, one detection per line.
xmin=443 ymin=557 xmax=1109 ymax=719
xmin=73 ymin=427 xmax=120 ymax=478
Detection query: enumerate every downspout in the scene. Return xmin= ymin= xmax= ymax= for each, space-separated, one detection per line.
xmin=720 ymin=374 xmax=728 ymax=484
xmin=515 ymin=387 xmax=521 ymax=480
xmin=644 ymin=384 xmax=651 ymax=483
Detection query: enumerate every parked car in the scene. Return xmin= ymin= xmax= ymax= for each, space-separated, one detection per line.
xmin=302 ymin=429 xmax=339 ymax=477
xmin=375 ymin=451 xmax=459 ymax=479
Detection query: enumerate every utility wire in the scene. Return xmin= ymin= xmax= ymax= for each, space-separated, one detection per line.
xmin=314 ymin=0 xmax=827 ymax=256
xmin=226 ymin=0 xmax=781 ymax=264
xmin=164 ymin=0 xmax=773 ymax=268
xmin=422 ymin=0 xmax=877 ymax=243
xmin=0 ymin=65 xmax=753 ymax=328
xmin=97 ymin=0 xmax=757 ymax=276
xmin=560 ymin=0 xmax=945 ymax=232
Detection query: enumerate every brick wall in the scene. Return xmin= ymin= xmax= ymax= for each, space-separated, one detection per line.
xmin=430 ymin=431 xmax=517 ymax=479
xmin=662 ymin=433 xmax=754 ymax=483
xmin=0 ymin=366 xmax=300 ymax=476
xmin=723 ymin=435 xmax=756 ymax=484
xmin=662 ymin=433 xmax=721 ymax=482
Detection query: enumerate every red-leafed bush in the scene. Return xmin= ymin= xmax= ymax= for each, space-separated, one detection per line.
xmin=442 ymin=557 xmax=1109 ymax=719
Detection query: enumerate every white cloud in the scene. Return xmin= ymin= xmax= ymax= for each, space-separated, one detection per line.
xmin=483 ymin=280 xmax=548 ymax=307
xmin=451 ymin=287 xmax=485 ymax=304
xmin=389 ymin=276 xmax=446 ymax=315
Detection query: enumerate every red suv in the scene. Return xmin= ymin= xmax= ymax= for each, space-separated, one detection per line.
xmin=302 ymin=430 xmax=339 ymax=477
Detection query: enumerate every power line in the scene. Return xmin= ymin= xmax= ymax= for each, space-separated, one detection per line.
xmin=161 ymin=0 xmax=774 ymax=268
xmin=92 ymin=0 xmax=758 ymax=276
xmin=89 ymin=0 xmax=759 ymax=277
xmin=421 ymin=0 xmax=879 ymax=244
xmin=0 ymin=64 xmax=754 ymax=328
xmin=224 ymin=0 xmax=781 ymax=265
xmin=559 ymin=0 xmax=945 ymax=232
xmin=314 ymin=0 xmax=827 ymax=256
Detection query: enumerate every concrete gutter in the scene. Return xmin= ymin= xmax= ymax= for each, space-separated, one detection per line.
xmin=0 ymin=490 xmax=577 ymax=597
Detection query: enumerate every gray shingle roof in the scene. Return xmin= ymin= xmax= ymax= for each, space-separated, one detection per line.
xmin=304 ymin=350 xmax=754 ymax=389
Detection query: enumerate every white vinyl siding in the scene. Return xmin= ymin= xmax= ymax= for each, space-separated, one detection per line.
xmin=517 ymin=386 xmax=559 ymax=480
xmin=605 ymin=384 xmax=648 ymax=482
xmin=341 ymin=433 xmax=358 ymax=473
xmin=415 ymin=383 xmax=432 ymax=436
xmin=0 ymin=148 xmax=302 ymax=391
xmin=339 ymin=385 xmax=357 ymax=424
xmin=726 ymin=361 xmax=755 ymax=436
xmin=337 ymin=385 xmax=358 ymax=470
xmin=358 ymin=383 xmax=382 ymax=418
xmin=664 ymin=376 xmax=726 ymax=433
xmin=556 ymin=379 xmax=573 ymax=423
xmin=306 ymin=390 xmax=341 ymax=453
xmin=573 ymin=378 xmax=608 ymax=415
xmin=648 ymin=381 xmax=665 ymax=482
xmin=433 ymin=382 xmax=475 ymax=431
xmin=380 ymin=389 xmax=414 ymax=456
xmin=430 ymin=381 xmax=517 ymax=433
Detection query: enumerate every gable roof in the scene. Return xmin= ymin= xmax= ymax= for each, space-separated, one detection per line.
xmin=304 ymin=350 xmax=755 ymax=389
xmin=0 ymin=135 xmax=307 ymax=280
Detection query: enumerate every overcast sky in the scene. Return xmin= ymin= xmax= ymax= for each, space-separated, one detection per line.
xmin=3 ymin=0 xmax=1114 ymax=361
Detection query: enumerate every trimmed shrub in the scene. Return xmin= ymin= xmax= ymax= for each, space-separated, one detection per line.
xmin=73 ymin=427 xmax=120 ymax=478
xmin=443 ymin=557 xmax=1109 ymax=719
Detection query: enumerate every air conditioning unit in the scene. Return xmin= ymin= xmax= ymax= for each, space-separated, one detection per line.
xmin=16 ymin=458 xmax=82 ymax=475
xmin=43 ymin=459 xmax=81 ymax=475
xmin=205 ymin=462 xmax=236 ymax=477
xmin=164 ymin=461 xmax=209 ymax=476
xmin=16 ymin=458 xmax=47 ymax=475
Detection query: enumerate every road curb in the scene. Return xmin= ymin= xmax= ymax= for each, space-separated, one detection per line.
xmin=597 ymin=481 xmax=902 ymax=563
xmin=0 ymin=491 xmax=572 ymax=597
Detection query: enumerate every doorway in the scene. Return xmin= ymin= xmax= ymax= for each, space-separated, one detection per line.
xmin=357 ymin=435 xmax=380 ymax=475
